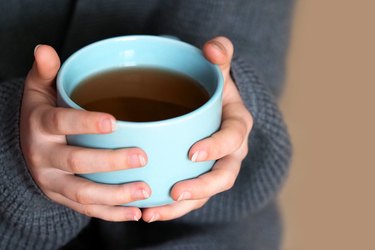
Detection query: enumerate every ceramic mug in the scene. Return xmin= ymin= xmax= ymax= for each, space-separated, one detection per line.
xmin=57 ymin=35 xmax=223 ymax=207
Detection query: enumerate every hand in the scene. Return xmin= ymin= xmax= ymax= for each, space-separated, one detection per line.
xmin=20 ymin=45 xmax=151 ymax=221
xmin=142 ymin=37 xmax=253 ymax=222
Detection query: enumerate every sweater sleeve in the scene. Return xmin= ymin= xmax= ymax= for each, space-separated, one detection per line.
xmin=0 ymin=79 xmax=89 ymax=250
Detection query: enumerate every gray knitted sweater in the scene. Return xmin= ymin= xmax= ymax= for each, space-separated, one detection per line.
xmin=0 ymin=0 xmax=293 ymax=249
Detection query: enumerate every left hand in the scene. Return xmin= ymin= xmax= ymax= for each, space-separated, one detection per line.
xmin=142 ymin=37 xmax=253 ymax=222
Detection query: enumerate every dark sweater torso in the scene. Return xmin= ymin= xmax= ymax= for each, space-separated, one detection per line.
xmin=0 ymin=1 xmax=293 ymax=249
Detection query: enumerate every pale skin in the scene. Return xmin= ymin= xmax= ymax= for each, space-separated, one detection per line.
xmin=20 ymin=36 xmax=253 ymax=223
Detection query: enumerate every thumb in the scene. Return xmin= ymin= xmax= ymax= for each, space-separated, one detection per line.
xmin=203 ymin=36 xmax=234 ymax=77
xmin=27 ymin=45 xmax=61 ymax=89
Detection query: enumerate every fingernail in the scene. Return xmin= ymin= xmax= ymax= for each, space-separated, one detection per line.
xmin=111 ymin=119 xmax=117 ymax=131
xmin=191 ymin=150 xmax=208 ymax=162
xmin=99 ymin=118 xmax=116 ymax=133
xmin=128 ymin=154 xmax=146 ymax=167
xmin=142 ymin=189 xmax=150 ymax=199
xmin=177 ymin=192 xmax=191 ymax=201
xmin=148 ymin=214 xmax=159 ymax=223
xmin=125 ymin=212 xmax=140 ymax=221
xmin=34 ymin=44 xmax=41 ymax=55
xmin=138 ymin=155 xmax=147 ymax=166
xmin=133 ymin=189 xmax=150 ymax=200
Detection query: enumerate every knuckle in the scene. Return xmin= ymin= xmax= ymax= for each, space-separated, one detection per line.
xmin=209 ymin=136 xmax=225 ymax=158
xmin=26 ymin=146 xmax=43 ymax=166
xmin=27 ymin=107 xmax=41 ymax=129
xmin=243 ymin=110 xmax=253 ymax=132
xmin=26 ymin=108 xmax=47 ymax=136
xmin=67 ymin=150 xmax=82 ymax=173
xmin=115 ymin=186 xmax=130 ymax=203
xmin=240 ymin=144 xmax=249 ymax=159
xmin=212 ymin=146 xmax=224 ymax=159
xmin=75 ymin=184 xmax=92 ymax=204
xmin=83 ymin=114 xmax=97 ymax=131
xmin=198 ymin=178 xmax=211 ymax=192
xmin=194 ymin=199 xmax=208 ymax=211
xmin=234 ymin=128 xmax=245 ymax=146
xmin=211 ymin=132 xmax=239 ymax=158
xmin=33 ymin=170 xmax=48 ymax=188
xmin=162 ymin=210 xmax=175 ymax=221
xmin=105 ymin=213 xmax=119 ymax=222
xmin=50 ymin=109 xmax=65 ymax=133
xmin=82 ymin=205 xmax=95 ymax=218
xmin=234 ymin=140 xmax=249 ymax=160
xmin=222 ymin=173 xmax=236 ymax=191
xmin=108 ymin=151 xmax=122 ymax=171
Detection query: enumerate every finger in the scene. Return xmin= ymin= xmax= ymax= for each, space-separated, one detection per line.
xmin=171 ymin=156 xmax=241 ymax=201
xmin=48 ymin=192 xmax=142 ymax=222
xmin=48 ymin=145 xmax=147 ymax=173
xmin=189 ymin=102 xmax=252 ymax=162
xmin=142 ymin=199 xmax=208 ymax=223
xmin=40 ymin=107 xmax=117 ymax=135
xmin=27 ymin=45 xmax=60 ymax=89
xmin=44 ymin=172 xmax=151 ymax=206
xmin=203 ymin=36 xmax=234 ymax=77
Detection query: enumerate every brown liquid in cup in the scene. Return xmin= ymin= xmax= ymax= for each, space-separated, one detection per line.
xmin=70 ymin=68 xmax=210 ymax=122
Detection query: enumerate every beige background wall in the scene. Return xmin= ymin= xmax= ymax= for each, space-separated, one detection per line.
xmin=279 ymin=1 xmax=375 ymax=250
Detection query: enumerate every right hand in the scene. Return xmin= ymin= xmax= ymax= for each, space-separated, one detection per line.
xmin=20 ymin=45 xmax=151 ymax=221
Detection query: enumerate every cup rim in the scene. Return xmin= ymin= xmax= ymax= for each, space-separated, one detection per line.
xmin=57 ymin=35 xmax=224 ymax=127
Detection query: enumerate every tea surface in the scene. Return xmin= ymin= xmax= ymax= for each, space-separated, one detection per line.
xmin=71 ymin=68 xmax=209 ymax=122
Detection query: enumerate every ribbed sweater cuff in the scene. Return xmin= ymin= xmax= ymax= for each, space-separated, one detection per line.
xmin=179 ymin=57 xmax=292 ymax=224
xmin=0 ymin=79 xmax=89 ymax=250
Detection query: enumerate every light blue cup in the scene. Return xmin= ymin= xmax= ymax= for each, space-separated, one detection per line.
xmin=56 ymin=35 xmax=223 ymax=207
